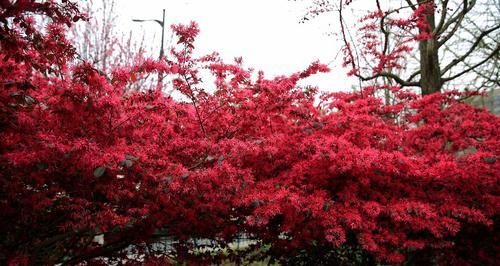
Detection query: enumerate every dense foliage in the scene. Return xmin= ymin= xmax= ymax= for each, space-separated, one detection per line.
xmin=1 ymin=1 xmax=498 ymax=265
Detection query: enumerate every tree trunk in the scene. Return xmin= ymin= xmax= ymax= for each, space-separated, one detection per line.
xmin=418 ymin=0 xmax=442 ymax=95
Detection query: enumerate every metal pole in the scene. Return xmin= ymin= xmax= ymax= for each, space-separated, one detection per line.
xmin=159 ymin=9 xmax=165 ymax=59
xmin=157 ymin=9 xmax=166 ymax=90
xmin=132 ymin=10 xmax=166 ymax=90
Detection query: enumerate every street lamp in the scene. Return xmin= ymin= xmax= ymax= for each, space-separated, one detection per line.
xmin=132 ymin=9 xmax=166 ymax=90
xmin=132 ymin=9 xmax=166 ymax=60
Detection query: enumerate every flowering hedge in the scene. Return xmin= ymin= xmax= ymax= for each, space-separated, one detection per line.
xmin=0 ymin=1 xmax=498 ymax=265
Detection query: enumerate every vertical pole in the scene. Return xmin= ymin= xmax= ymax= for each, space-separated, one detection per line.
xmin=160 ymin=9 xmax=165 ymax=60
xmin=157 ymin=9 xmax=166 ymax=91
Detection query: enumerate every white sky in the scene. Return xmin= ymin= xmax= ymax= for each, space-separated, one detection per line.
xmin=114 ymin=0 xmax=358 ymax=92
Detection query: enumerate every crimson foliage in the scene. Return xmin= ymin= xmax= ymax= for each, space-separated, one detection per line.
xmin=0 ymin=2 xmax=498 ymax=265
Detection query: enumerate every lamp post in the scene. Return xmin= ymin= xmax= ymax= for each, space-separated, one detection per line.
xmin=132 ymin=9 xmax=166 ymax=59
xmin=133 ymin=9 xmax=166 ymax=90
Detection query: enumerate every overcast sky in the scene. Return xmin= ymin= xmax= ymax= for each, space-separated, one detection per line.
xmin=113 ymin=0 xmax=359 ymax=92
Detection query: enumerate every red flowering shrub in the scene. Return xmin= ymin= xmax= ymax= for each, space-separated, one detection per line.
xmin=1 ymin=1 xmax=498 ymax=265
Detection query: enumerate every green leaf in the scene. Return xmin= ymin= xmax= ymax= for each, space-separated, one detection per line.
xmin=120 ymin=159 xmax=134 ymax=168
xmin=124 ymin=159 xmax=133 ymax=168
xmin=93 ymin=166 xmax=106 ymax=178
xmin=484 ymin=157 xmax=496 ymax=164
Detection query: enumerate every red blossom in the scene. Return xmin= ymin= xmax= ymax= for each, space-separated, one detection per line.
xmin=0 ymin=2 xmax=499 ymax=265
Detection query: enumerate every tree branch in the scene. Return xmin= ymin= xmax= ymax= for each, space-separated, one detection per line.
xmin=357 ymin=71 xmax=420 ymax=87
xmin=433 ymin=0 xmax=449 ymax=35
xmin=337 ymin=0 xmax=362 ymax=88
xmin=442 ymin=43 xmax=499 ymax=82
xmin=442 ymin=44 xmax=499 ymax=89
xmin=376 ymin=0 xmax=390 ymax=56
xmin=405 ymin=0 xmax=417 ymax=10
xmin=438 ymin=0 xmax=475 ymax=47
xmin=407 ymin=70 xmax=421 ymax=82
xmin=441 ymin=24 xmax=500 ymax=74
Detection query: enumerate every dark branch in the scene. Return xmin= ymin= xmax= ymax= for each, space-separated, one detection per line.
xmin=376 ymin=0 xmax=390 ymax=56
xmin=405 ymin=0 xmax=417 ymax=10
xmin=433 ymin=0 xmax=450 ymax=35
xmin=441 ymin=24 xmax=500 ymax=74
xmin=442 ymin=44 xmax=499 ymax=82
xmin=407 ymin=70 xmax=421 ymax=82
xmin=357 ymin=71 xmax=420 ymax=87
xmin=438 ymin=0 xmax=475 ymax=47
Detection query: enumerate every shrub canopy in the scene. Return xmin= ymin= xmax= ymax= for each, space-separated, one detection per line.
xmin=0 ymin=1 xmax=498 ymax=265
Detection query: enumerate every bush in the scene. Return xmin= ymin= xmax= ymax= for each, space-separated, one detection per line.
xmin=0 ymin=1 xmax=498 ymax=265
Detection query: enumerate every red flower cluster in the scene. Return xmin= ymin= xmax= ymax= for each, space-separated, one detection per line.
xmin=1 ymin=2 xmax=498 ymax=265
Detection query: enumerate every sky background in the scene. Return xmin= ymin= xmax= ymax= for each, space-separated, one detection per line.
xmin=113 ymin=0 xmax=361 ymax=92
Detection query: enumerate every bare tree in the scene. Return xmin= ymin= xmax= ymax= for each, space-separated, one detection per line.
xmin=296 ymin=0 xmax=499 ymax=95
xmin=70 ymin=0 xmax=148 ymax=74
